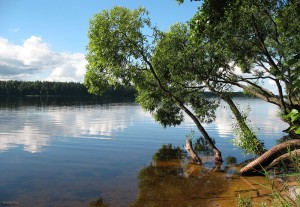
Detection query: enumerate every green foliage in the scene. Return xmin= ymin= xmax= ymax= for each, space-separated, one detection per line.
xmin=153 ymin=101 xmax=184 ymax=127
xmin=193 ymin=136 xmax=215 ymax=155
xmin=285 ymin=109 xmax=300 ymax=134
xmin=189 ymin=0 xmax=300 ymax=117
xmin=152 ymin=144 xmax=185 ymax=161
xmin=151 ymin=22 xmax=221 ymax=124
xmin=86 ymin=1 xmax=300 ymax=161
xmin=190 ymin=96 xmax=219 ymax=124
xmin=287 ymin=109 xmax=300 ymax=123
xmin=136 ymin=85 xmax=186 ymax=127
xmin=231 ymin=106 xmax=264 ymax=155
xmin=86 ymin=6 xmax=220 ymax=130
xmin=231 ymin=125 xmax=263 ymax=156
xmin=85 ymin=6 xmax=153 ymax=95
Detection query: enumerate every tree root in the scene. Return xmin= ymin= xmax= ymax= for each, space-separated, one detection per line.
xmin=240 ymin=139 xmax=300 ymax=175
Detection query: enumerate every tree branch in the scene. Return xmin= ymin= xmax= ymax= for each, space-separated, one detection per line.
xmin=140 ymin=52 xmax=222 ymax=162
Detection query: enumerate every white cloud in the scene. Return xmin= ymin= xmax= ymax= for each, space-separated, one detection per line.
xmin=0 ymin=36 xmax=87 ymax=82
xmin=45 ymin=53 xmax=88 ymax=82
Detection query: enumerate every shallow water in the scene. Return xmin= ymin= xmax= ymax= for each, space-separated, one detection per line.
xmin=130 ymin=161 xmax=274 ymax=207
xmin=0 ymin=96 xmax=288 ymax=206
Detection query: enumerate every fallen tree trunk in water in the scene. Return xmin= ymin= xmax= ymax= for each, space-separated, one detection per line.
xmin=267 ymin=149 xmax=300 ymax=169
xmin=240 ymin=139 xmax=300 ymax=175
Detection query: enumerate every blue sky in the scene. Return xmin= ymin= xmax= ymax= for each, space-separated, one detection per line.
xmin=0 ymin=0 xmax=200 ymax=82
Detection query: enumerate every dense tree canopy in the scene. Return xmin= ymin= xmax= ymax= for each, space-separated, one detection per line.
xmin=85 ymin=0 xmax=300 ymax=164
xmin=190 ymin=0 xmax=300 ymax=113
xmin=187 ymin=0 xmax=300 ymax=137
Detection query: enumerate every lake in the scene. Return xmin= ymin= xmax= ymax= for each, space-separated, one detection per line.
xmin=0 ymin=96 xmax=288 ymax=207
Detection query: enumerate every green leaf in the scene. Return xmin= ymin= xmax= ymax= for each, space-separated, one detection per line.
xmin=290 ymin=126 xmax=298 ymax=131
xmin=295 ymin=127 xmax=300 ymax=135
xmin=286 ymin=109 xmax=299 ymax=119
xmin=291 ymin=114 xmax=300 ymax=122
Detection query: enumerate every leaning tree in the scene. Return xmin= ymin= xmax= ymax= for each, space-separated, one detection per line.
xmin=183 ymin=0 xmax=300 ymax=173
xmin=84 ymin=6 xmax=223 ymax=163
xmin=85 ymin=1 xmax=300 ymax=173
xmin=188 ymin=0 xmax=300 ymax=130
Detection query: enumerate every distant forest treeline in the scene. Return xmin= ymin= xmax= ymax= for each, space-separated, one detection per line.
xmin=0 ymin=80 xmax=136 ymax=97
xmin=0 ymin=80 xmax=250 ymax=98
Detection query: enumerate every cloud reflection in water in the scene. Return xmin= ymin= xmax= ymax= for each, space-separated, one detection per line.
xmin=0 ymin=98 xmax=287 ymax=153
xmin=0 ymin=104 xmax=150 ymax=153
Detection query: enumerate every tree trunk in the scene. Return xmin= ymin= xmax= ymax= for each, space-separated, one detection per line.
xmin=240 ymin=139 xmax=300 ymax=175
xmin=146 ymin=62 xmax=222 ymax=164
xmin=180 ymin=104 xmax=222 ymax=163
xmin=267 ymin=149 xmax=300 ymax=169
xmin=185 ymin=139 xmax=202 ymax=164
xmin=222 ymin=95 xmax=266 ymax=155
xmin=206 ymin=83 xmax=266 ymax=155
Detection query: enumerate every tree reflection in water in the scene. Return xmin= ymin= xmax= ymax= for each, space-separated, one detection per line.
xmin=89 ymin=198 xmax=110 ymax=207
xmin=130 ymin=144 xmax=237 ymax=207
xmin=90 ymin=144 xmax=241 ymax=207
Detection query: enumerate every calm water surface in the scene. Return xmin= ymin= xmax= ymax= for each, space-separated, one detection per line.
xmin=0 ymin=97 xmax=287 ymax=206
